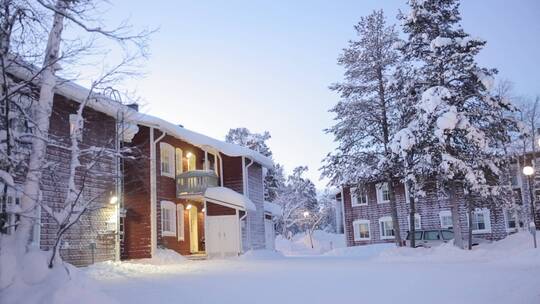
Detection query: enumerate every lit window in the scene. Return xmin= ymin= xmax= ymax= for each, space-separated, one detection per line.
xmin=376 ymin=182 xmax=390 ymax=204
xmin=439 ymin=210 xmax=453 ymax=229
xmin=186 ymin=152 xmax=196 ymax=171
xmin=379 ymin=216 xmax=395 ymax=239
xmin=161 ymin=200 xmax=176 ymax=236
xmin=160 ymin=143 xmax=175 ymax=178
xmin=353 ymin=219 xmax=370 ymax=241
xmin=351 ymin=187 xmax=368 ymax=206
xmin=175 ymin=148 xmax=183 ymax=176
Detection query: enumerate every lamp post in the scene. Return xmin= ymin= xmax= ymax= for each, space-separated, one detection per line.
xmin=522 ymin=166 xmax=537 ymax=249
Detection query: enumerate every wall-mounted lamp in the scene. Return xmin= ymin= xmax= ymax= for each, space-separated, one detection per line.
xmin=109 ymin=196 xmax=118 ymax=205
xmin=186 ymin=204 xmax=192 ymax=210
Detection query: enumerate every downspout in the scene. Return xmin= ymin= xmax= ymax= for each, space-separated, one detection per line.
xmin=340 ymin=187 xmax=347 ymax=244
xmin=216 ymin=153 xmax=224 ymax=186
xmin=149 ymin=127 xmax=166 ymax=257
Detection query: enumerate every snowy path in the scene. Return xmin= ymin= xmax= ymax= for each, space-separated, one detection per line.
xmin=86 ymin=255 xmax=540 ymax=304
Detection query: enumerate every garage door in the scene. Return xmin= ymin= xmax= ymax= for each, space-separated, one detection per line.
xmin=206 ymin=215 xmax=240 ymax=257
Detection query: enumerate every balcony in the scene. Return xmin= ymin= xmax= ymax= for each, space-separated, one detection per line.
xmin=176 ymin=170 xmax=219 ymax=197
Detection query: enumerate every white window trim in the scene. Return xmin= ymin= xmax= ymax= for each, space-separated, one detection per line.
xmin=160 ymin=142 xmax=175 ymax=178
xmin=376 ymin=182 xmax=390 ymax=204
xmin=353 ymin=219 xmax=371 ymax=241
xmin=504 ymin=209 xmax=518 ymax=233
xmin=379 ymin=216 xmax=395 ymax=240
xmin=161 ymin=200 xmax=177 ymax=236
xmin=177 ymin=204 xmax=185 ymax=241
xmin=470 ymin=208 xmax=491 ymax=234
xmin=407 ymin=213 xmax=422 ymax=230
xmin=351 ymin=187 xmax=368 ymax=207
xmin=439 ymin=210 xmax=453 ymax=229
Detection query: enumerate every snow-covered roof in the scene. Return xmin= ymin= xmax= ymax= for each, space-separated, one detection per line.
xmin=134 ymin=113 xmax=273 ymax=168
xmin=205 ymin=187 xmax=256 ymax=211
xmin=6 ymin=61 xmax=273 ymax=168
xmin=263 ymin=201 xmax=282 ymax=217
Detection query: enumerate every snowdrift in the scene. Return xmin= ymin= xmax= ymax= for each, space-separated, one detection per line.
xmin=276 ymin=230 xmax=346 ymax=256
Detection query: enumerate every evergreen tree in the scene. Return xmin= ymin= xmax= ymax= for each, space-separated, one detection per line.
xmin=322 ymin=10 xmax=405 ymax=246
xmin=392 ymin=0 xmax=517 ymax=249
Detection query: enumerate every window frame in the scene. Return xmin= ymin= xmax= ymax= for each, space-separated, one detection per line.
xmin=351 ymin=187 xmax=368 ymax=207
xmin=160 ymin=200 xmax=177 ymax=237
xmin=160 ymin=142 xmax=175 ymax=178
xmin=379 ymin=216 xmax=395 ymax=240
xmin=470 ymin=208 xmax=491 ymax=234
xmin=504 ymin=209 xmax=518 ymax=232
xmin=177 ymin=204 xmax=185 ymax=241
xmin=407 ymin=213 xmax=422 ymax=230
xmin=439 ymin=210 xmax=453 ymax=229
xmin=376 ymin=182 xmax=390 ymax=204
xmin=175 ymin=148 xmax=184 ymax=176
xmin=352 ymin=219 xmax=371 ymax=241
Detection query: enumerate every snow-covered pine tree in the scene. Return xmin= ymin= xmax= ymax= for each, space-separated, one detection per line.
xmin=392 ymin=0 xmax=517 ymax=249
xmin=225 ymin=127 xmax=285 ymax=202
xmin=321 ymin=10 xmax=404 ymax=246
xmin=274 ymin=166 xmax=318 ymax=237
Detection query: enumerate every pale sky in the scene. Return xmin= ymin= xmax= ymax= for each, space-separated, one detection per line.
xmin=83 ymin=0 xmax=540 ymax=189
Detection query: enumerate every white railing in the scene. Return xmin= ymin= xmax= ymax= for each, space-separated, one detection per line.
xmin=176 ymin=170 xmax=218 ymax=196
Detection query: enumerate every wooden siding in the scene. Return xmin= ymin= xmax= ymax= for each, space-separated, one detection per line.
xmin=221 ymin=155 xmax=243 ymax=194
xmin=343 ymin=182 xmax=510 ymax=247
xmin=41 ymin=95 xmax=117 ymax=267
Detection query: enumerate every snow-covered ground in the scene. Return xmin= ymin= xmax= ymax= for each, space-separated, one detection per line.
xmin=4 ymin=232 xmax=539 ymax=304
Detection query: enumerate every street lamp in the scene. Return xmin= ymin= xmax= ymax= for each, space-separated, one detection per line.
xmin=303 ymin=211 xmax=310 ymax=218
xmin=523 ymin=165 xmax=537 ymax=249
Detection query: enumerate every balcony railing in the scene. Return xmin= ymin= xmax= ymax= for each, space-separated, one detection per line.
xmin=176 ymin=170 xmax=219 ymax=197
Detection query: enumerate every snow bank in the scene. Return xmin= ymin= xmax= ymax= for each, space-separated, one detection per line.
xmin=324 ymin=243 xmax=394 ymax=258
xmin=0 ymin=236 xmax=116 ymax=304
xmin=276 ymin=231 xmax=346 ymax=256
xmin=239 ymin=249 xmax=284 ymax=260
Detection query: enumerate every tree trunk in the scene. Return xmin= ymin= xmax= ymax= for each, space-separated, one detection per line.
xmin=467 ymin=199 xmax=473 ymax=250
xmin=408 ymin=181 xmax=416 ymax=248
xmin=388 ymin=178 xmax=402 ymax=247
xmin=449 ymin=182 xmax=464 ymax=249
xmin=15 ymin=0 xmax=67 ymax=255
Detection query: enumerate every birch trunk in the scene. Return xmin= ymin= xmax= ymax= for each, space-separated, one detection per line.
xmin=15 ymin=0 xmax=67 ymax=254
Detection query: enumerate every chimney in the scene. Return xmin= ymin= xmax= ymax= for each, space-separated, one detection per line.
xmin=127 ymin=103 xmax=139 ymax=112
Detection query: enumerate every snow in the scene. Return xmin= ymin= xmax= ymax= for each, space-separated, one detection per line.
xmin=418 ymin=86 xmax=451 ymax=114
xmin=78 ymin=231 xmax=540 ymax=304
xmin=0 ymin=235 xmax=116 ymax=304
xmin=263 ymin=201 xmax=282 ymax=216
xmin=205 ymin=186 xmax=256 ymax=211
xmin=275 ymin=230 xmax=346 ymax=255
xmin=0 ymin=169 xmax=14 ymax=187
xmin=430 ymin=36 xmax=453 ymax=51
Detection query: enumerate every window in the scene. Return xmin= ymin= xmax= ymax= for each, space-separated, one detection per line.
xmin=505 ymin=210 xmax=518 ymax=232
xmin=439 ymin=210 xmax=453 ymax=229
xmin=186 ymin=152 xmax=196 ymax=171
xmin=160 ymin=143 xmax=175 ymax=178
xmin=161 ymin=201 xmax=176 ymax=236
xmin=69 ymin=114 xmax=83 ymax=140
xmin=471 ymin=208 xmax=491 ymax=234
xmin=441 ymin=230 xmax=454 ymax=241
xmin=376 ymin=183 xmax=390 ymax=204
xmin=175 ymin=148 xmax=183 ymax=176
xmin=353 ymin=219 xmax=370 ymax=241
xmin=406 ymin=231 xmax=423 ymax=241
xmin=510 ymin=164 xmax=521 ymax=188
xmin=424 ymin=230 xmax=441 ymax=241
xmin=408 ymin=213 xmax=421 ymax=230
xmin=177 ymin=204 xmax=185 ymax=241
xmin=351 ymin=187 xmax=368 ymax=206
xmin=379 ymin=216 xmax=394 ymax=239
